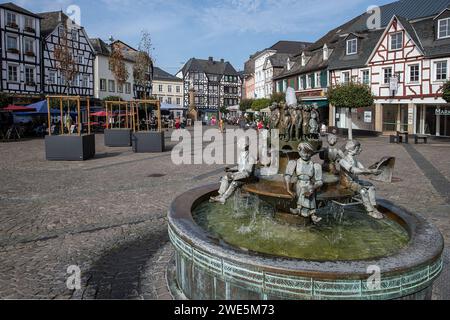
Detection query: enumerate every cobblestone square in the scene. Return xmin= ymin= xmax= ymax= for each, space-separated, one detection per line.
xmin=0 ymin=130 xmax=449 ymax=300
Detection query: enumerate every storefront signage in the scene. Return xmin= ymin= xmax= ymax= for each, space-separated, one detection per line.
xmin=436 ymin=108 xmax=450 ymax=116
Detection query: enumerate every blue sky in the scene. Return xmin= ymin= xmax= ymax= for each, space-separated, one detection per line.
xmin=15 ymin=0 xmax=393 ymax=74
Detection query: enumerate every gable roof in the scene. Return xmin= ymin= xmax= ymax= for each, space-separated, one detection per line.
xmin=39 ymin=11 xmax=68 ymax=37
xmin=346 ymin=0 xmax=450 ymax=33
xmin=328 ymin=29 xmax=384 ymax=71
xmin=89 ymin=38 xmax=110 ymax=56
xmin=180 ymin=58 xmax=239 ymax=77
xmin=269 ymin=41 xmax=312 ymax=54
xmin=267 ymin=53 xmax=292 ymax=68
xmin=0 ymin=2 xmax=41 ymax=18
xmin=153 ymin=67 xmax=182 ymax=82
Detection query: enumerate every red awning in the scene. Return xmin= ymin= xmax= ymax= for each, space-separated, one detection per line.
xmin=3 ymin=105 xmax=36 ymax=112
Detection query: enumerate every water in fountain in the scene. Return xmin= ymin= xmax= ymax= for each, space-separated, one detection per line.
xmin=194 ymin=194 xmax=409 ymax=261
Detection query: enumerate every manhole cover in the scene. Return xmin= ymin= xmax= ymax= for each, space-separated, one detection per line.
xmin=147 ymin=173 xmax=167 ymax=178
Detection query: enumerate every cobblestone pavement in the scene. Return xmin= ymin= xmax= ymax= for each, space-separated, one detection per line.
xmin=0 ymin=129 xmax=449 ymax=300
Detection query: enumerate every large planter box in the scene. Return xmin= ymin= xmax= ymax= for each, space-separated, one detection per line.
xmin=104 ymin=129 xmax=132 ymax=147
xmin=45 ymin=134 xmax=96 ymax=161
xmin=132 ymin=132 xmax=165 ymax=153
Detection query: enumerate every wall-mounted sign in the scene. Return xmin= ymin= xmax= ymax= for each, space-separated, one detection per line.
xmin=436 ymin=108 xmax=450 ymax=116
xmin=390 ymin=77 xmax=399 ymax=95
xmin=364 ymin=111 xmax=372 ymax=123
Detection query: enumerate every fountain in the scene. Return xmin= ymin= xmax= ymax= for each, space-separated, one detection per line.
xmin=167 ymin=89 xmax=444 ymax=300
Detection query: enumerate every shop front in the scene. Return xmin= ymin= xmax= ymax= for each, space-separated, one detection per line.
xmin=334 ymin=105 xmax=376 ymax=134
xmin=416 ymin=105 xmax=450 ymax=137
xmin=302 ymin=100 xmax=329 ymax=126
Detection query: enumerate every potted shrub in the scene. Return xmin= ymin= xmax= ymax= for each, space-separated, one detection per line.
xmin=7 ymin=22 xmax=18 ymax=29
xmin=327 ymin=82 xmax=374 ymax=140
xmin=7 ymin=48 xmax=19 ymax=54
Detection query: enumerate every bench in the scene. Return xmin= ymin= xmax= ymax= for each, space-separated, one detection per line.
xmin=389 ymin=135 xmax=403 ymax=144
xmin=414 ymin=135 xmax=428 ymax=144
xmin=396 ymin=131 xmax=409 ymax=144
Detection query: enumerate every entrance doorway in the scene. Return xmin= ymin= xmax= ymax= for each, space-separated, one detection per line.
xmin=417 ymin=105 xmax=450 ymax=137
xmin=382 ymin=104 xmax=408 ymax=133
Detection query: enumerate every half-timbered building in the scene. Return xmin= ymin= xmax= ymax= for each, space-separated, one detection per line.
xmin=177 ymin=57 xmax=242 ymax=120
xmin=328 ymin=0 xmax=450 ymax=137
xmin=39 ymin=11 xmax=95 ymax=97
xmin=0 ymin=2 xmax=42 ymax=98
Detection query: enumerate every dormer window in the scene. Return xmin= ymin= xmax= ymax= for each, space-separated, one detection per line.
xmin=346 ymin=39 xmax=357 ymax=55
xmin=301 ymin=53 xmax=306 ymax=67
xmin=390 ymin=32 xmax=403 ymax=50
xmin=438 ymin=18 xmax=450 ymax=39
xmin=323 ymin=44 xmax=329 ymax=60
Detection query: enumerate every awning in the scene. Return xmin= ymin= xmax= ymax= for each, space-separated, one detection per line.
xmin=302 ymin=100 xmax=329 ymax=108
xmin=160 ymin=102 xmax=186 ymax=111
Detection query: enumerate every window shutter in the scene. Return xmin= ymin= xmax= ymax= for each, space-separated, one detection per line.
xmin=321 ymin=70 xmax=327 ymax=88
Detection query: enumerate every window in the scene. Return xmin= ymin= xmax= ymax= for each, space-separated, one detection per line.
xmin=176 ymin=97 xmax=181 ymax=105
xmin=71 ymin=30 xmax=79 ymax=42
xmin=125 ymin=82 xmax=131 ymax=94
xmin=168 ymin=85 xmax=172 ymax=93
xmin=117 ymin=83 xmax=123 ymax=93
xmin=362 ymin=70 xmax=370 ymax=85
xmin=158 ymin=84 xmax=163 ymax=92
xmin=383 ymin=68 xmax=393 ymax=84
xmin=159 ymin=97 xmax=163 ymax=103
xmin=346 ymin=38 xmax=357 ymax=55
xmin=306 ymin=75 xmax=313 ymax=88
xmin=7 ymin=36 xmax=18 ymax=50
xmin=435 ymin=61 xmax=448 ymax=81
xmin=82 ymin=75 xmax=89 ymax=88
xmin=100 ymin=79 xmax=107 ymax=91
xmin=390 ymin=32 xmax=403 ymax=50
xmin=24 ymin=38 xmax=34 ymax=54
xmin=25 ymin=67 xmax=34 ymax=84
xmin=76 ymin=56 xmax=84 ymax=64
xmin=176 ymin=86 xmax=181 ymax=93
xmin=8 ymin=65 xmax=18 ymax=82
xmin=6 ymin=12 xmax=17 ymax=27
xmin=168 ymin=97 xmax=172 ymax=104
xmin=25 ymin=17 xmax=34 ymax=30
xmin=409 ymin=64 xmax=420 ymax=83
xmin=438 ymin=18 xmax=450 ymax=39
xmin=108 ymin=80 xmax=115 ymax=92
xmin=49 ymin=71 xmax=57 ymax=84
xmin=108 ymin=61 xmax=113 ymax=71
xmin=315 ymin=73 xmax=321 ymax=88
xmin=342 ymin=72 xmax=350 ymax=84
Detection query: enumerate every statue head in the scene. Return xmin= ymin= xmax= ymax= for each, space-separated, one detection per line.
xmin=313 ymin=103 xmax=319 ymax=110
xmin=270 ymin=102 xmax=279 ymax=111
xmin=327 ymin=133 xmax=337 ymax=147
xmin=344 ymin=140 xmax=362 ymax=155
xmin=298 ymin=142 xmax=315 ymax=161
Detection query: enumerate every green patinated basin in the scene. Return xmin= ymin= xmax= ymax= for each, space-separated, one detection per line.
xmin=168 ymin=184 xmax=444 ymax=300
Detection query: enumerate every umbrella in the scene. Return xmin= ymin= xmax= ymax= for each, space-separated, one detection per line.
xmin=91 ymin=111 xmax=107 ymax=117
xmin=3 ymin=105 xmax=36 ymax=112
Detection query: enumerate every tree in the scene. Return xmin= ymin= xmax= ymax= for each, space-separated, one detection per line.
xmin=270 ymin=92 xmax=285 ymax=104
xmin=251 ymin=98 xmax=271 ymax=112
xmin=133 ymin=30 xmax=153 ymax=99
xmin=442 ymin=81 xmax=450 ymax=103
xmin=109 ymin=43 xmax=129 ymax=92
xmin=327 ymin=82 xmax=374 ymax=140
xmin=54 ymin=27 xmax=78 ymax=96
xmin=239 ymin=99 xmax=254 ymax=112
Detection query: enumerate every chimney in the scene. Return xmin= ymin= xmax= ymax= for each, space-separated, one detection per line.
xmin=323 ymin=44 xmax=329 ymax=61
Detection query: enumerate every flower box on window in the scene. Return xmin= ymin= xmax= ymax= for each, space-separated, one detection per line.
xmin=7 ymin=22 xmax=18 ymax=29
xmin=25 ymin=51 xmax=35 ymax=57
xmin=7 ymin=48 xmax=19 ymax=54
xmin=26 ymin=82 xmax=36 ymax=86
xmin=24 ymin=27 xmax=35 ymax=33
